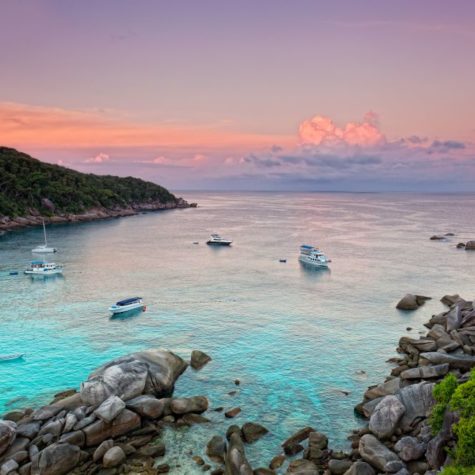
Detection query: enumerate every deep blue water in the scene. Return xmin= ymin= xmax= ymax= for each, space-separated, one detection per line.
xmin=1 ymin=192 xmax=475 ymax=472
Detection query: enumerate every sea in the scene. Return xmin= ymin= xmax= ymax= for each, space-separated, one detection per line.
xmin=1 ymin=192 xmax=474 ymax=472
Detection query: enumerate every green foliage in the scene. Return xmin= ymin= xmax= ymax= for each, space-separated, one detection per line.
xmin=440 ymin=465 xmax=475 ymax=475
xmin=451 ymin=374 xmax=475 ymax=419
xmin=0 ymin=147 xmax=177 ymax=217
xmin=431 ymin=372 xmax=458 ymax=433
xmin=453 ymin=416 xmax=475 ymax=466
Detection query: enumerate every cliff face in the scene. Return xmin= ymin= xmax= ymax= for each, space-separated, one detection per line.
xmin=0 ymin=147 xmax=196 ymax=231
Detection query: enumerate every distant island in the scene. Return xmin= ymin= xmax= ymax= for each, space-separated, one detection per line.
xmin=0 ymin=147 xmax=195 ymax=231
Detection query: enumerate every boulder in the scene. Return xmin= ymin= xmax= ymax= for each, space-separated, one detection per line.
xmin=286 ymin=459 xmax=318 ymax=474
xmin=103 ymin=446 xmax=126 ymax=468
xmin=80 ymin=349 xmax=187 ymax=405
xmin=58 ymin=430 xmax=85 ymax=446
xmin=170 ymin=396 xmax=208 ymax=415
xmin=63 ymin=413 xmax=77 ymax=433
xmin=364 ymin=378 xmax=401 ymax=400
xmin=281 ymin=427 xmax=315 ymax=450
xmin=394 ymin=436 xmax=425 ymax=462
xmin=328 ymin=459 xmax=352 ymax=475
xmin=224 ymin=432 xmax=252 ymax=475
xmin=31 ymin=442 xmax=81 ymax=475
xmin=441 ymin=294 xmax=461 ymax=306
xmin=93 ymin=439 xmax=114 ymax=462
xmin=206 ymin=435 xmax=226 ymax=463
xmin=343 ymin=461 xmax=375 ymax=475
xmin=241 ymin=422 xmax=268 ymax=444
xmin=305 ymin=431 xmax=328 ymax=462
xmin=83 ymin=409 xmax=141 ymax=447
xmin=270 ymin=454 xmax=286 ymax=470
xmin=419 ymin=352 xmax=475 ymax=370
xmin=465 ymin=240 xmax=475 ymax=250
xmin=396 ymin=295 xmax=430 ymax=311
xmin=0 ymin=460 xmax=18 ymax=475
xmin=225 ymin=407 xmax=241 ymax=419
xmin=369 ymin=395 xmax=406 ymax=439
xmin=396 ymin=382 xmax=435 ymax=431
xmin=190 ymin=350 xmax=212 ymax=370
xmin=94 ymin=395 xmax=126 ymax=423
xmin=399 ymin=337 xmax=437 ymax=353
xmin=446 ymin=305 xmax=463 ymax=332
xmin=0 ymin=421 xmax=16 ymax=456
xmin=359 ymin=434 xmax=401 ymax=472
xmin=16 ymin=421 xmax=40 ymax=440
xmin=430 ymin=236 xmax=445 ymax=241
xmin=126 ymin=395 xmax=165 ymax=419
xmin=31 ymin=406 xmax=62 ymax=421
xmin=38 ymin=419 xmax=64 ymax=437
xmin=361 ymin=397 xmax=383 ymax=418
xmin=400 ymin=364 xmax=449 ymax=380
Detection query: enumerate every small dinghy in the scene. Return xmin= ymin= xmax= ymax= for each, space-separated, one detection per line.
xmin=0 ymin=353 xmax=24 ymax=362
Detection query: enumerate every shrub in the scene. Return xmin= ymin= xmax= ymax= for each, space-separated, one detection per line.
xmin=453 ymin=416 xmax=475 ymax=466
xmin=431 ymin=372 xmax=458 ymax=433
xmin=440 ymin=465 xmax=475 ymax=475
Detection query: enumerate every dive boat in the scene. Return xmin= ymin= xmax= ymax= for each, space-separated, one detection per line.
xmin=109 ymin=297 xmax=145 ymax=315
xmin=298 ymin=244 xmax=331 ymax=268
xmin=206 ymin=234 xmax=232 ymax=246
xmin=24 ymin=261 xmax=63 ymax=276
xmin=32 ymin=220 xmax=57 ymax=253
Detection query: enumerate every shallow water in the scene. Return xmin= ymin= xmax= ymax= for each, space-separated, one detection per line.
xmin=1 ymin=192 xmax=475 ymax=472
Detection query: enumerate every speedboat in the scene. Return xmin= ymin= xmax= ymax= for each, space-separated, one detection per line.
xmin=24 ymin=261 xmax=63 ymax=276
xmin=109 ymin=297 xmax=145 ymax=315
xmin=206 ymin=234 xmax=232 ymax=246
xmin=32 ymin=220 xmax=57 ymax=253
xmin=298 ymin=244 xmax=331 ymax=268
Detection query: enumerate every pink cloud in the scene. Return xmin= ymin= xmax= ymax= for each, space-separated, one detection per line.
xmin=298 ymin=112 xmax=385 ymax=147
xmin=85 ymin=152 xmax=110 ymax=163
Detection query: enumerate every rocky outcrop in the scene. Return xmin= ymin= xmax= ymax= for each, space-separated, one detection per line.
xmin=368 ymin=396 xmax=405 ymax=439
xmin=0 ymin=421 xmax=16 ymax=457
xmin=190 ymin=350 xmax=212 ymax=370
xmin=396 ymin=294 xmax=431 ymax=311
xmin=80 ymin=349 xmax=187 ymax=405
xmin=358 ymin=434 xmax=401 ymax=472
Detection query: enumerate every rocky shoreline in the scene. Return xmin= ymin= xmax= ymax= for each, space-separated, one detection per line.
xmin=1 ymin=297 xmax=474 ymax=474
xmin=0 ymin=199 xmax=197 ymax=233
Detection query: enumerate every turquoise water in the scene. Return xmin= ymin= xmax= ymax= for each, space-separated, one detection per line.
xmin=1 ymin=192 xmax=475 ymax=470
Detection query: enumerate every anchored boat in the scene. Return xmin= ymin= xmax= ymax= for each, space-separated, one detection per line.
xmin=109 ymin=297 xmax=145 ymax=315
xmin=32 ymin=220 xmax=57 ymax=253
xmin=24 ymin=261 xmax=63 ymax=276
xmin=206 ymin=234 xmax=232 ymax=246
xmin=298 ymin=244 xmax=331 ymax=268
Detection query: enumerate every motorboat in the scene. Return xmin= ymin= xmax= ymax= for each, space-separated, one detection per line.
xmin=206 ymin=234 xmax=232 ymax=246
xmin=109 ymin=297 xmax=145 ymax=315
xmin=32 ymin=220 xmax=57 ymax=253
xmin=298 ymin=244 xmax=331 ymax=268
xmin=24 ymin=261 xmax=63 ymax=276
xmin=0 ymin=353 xmax=24 ymax=362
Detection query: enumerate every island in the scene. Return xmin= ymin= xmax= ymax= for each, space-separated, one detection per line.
xmin=0 ymin=147 xmax=196 ymax=232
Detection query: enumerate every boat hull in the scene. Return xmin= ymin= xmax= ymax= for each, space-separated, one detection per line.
xmin=24 ymin=269 xmax=63 ymax=276
xmin=32 ymin=248 xmax=57 ymax=253
xmin=298 ymin=256 xmax=329 ymax=268
xmin=109 ymin=302 xmax=145 ymax=315
xmin=206 ymin=241 xmax=232 ymax=246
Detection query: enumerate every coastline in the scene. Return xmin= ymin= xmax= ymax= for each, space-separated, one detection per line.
xmin=1 ymin=295 xmax=474 ymax=474
xmin=0 ymin=199 xmax=197 ymax=233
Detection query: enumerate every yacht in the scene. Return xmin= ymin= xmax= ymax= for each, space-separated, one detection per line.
xmin=32 ymin=220 xmax=57 ymax=253
xmin=206 ymin=234 xmax=232 ymax=246
xmin=109 ymin=297 xmax=145 ymax=315
xmin=24 ymin=261 xmax=63 ymax=276
xmin=298 ymin=244 xmax=330 ymax=268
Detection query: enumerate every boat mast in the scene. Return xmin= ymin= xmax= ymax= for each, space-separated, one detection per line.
xmin=42 ymin=219 xmax=47 ymax=246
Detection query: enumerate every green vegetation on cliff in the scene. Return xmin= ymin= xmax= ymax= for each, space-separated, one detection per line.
xmin=432 ymin=370 xmax=475 ymax=473
xmin=0 ymin=147 xmax=177 ymax=217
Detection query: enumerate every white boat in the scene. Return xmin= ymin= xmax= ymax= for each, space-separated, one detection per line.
xmin=206 ymin=234 xmax=232 ymax=246
xmin=24 ymin=261 xmax=63 ymax=276
xmin=109 ymin=297 xmax=145 ymax=315
xmin=0 ymin=353 xmax=24 ymax=362
xmin=298 ymin=244 xmax=331 ymax=268
xmin=32 ymin=220 xmax=57 ymax=253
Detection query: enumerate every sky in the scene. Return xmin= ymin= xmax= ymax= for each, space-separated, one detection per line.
xmin=1 ymin=0 xmax=475 ymax=191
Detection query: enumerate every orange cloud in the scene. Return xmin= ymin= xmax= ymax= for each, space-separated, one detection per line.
xmin=299 ymin=112 xmax=385 ymax=147
xmin=0 ymin=102 xmax=292 ymax=152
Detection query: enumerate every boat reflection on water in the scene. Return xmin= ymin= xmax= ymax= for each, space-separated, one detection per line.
xmin=299 ymin=262 xmax=331 ymax=282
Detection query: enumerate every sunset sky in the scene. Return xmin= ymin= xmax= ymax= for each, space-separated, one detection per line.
xmin=1 ymin=0 xmax=475 ymax=191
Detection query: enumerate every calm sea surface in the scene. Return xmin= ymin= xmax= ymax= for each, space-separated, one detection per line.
xmin=1 ymin=192 xmax=475 ymax=471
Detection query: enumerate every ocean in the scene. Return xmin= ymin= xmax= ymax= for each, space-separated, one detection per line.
xmin=1 ymin=192 xmax=474 ymax=471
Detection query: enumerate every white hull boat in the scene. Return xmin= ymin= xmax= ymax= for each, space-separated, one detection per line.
xmin=206 ymin=233 xmax=232 ymax=246
xmin=25 ymin=261 xmax=63 ymax=276
xmin=109 ymin=297 xmax=145 ymax=315
xmin=32 ymin=220 xmax=57 ymax=253
xmin=0 ymin=353 xmax=24 ymax=362
xmin=298 ymin=244 xmax=330 ymax=268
